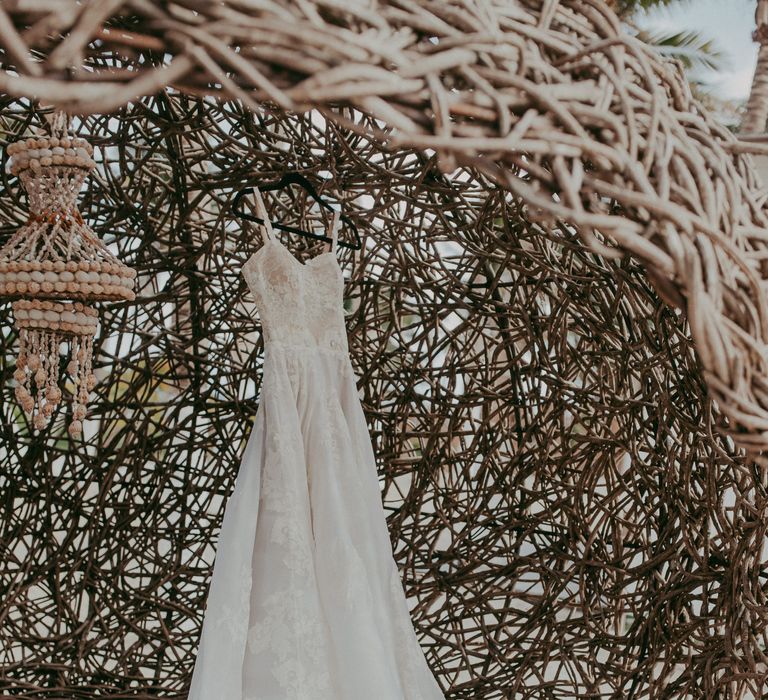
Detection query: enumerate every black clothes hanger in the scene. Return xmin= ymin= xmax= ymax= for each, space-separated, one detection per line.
xmin=232 ymin=173 xmax=362 ymax=251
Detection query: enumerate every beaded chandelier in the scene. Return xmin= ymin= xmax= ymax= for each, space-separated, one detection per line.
xmin=1 ymin=112 xmax=136 ymax=436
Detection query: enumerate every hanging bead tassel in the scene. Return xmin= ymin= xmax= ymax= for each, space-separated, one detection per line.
xmin=12 ymin=299 xmax=98 ymax=433
xmin=14 ymin=330 xmax=35 ymax=414
xmin=68 ymin=334 xmax=95 ymax=437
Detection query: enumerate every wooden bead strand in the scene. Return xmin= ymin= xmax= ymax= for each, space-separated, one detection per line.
xmin=10 ymin=299 xmax=99 ymax=432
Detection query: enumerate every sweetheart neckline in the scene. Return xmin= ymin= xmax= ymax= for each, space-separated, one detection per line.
xmin=244 ymin=236 xmax=339 ymax=273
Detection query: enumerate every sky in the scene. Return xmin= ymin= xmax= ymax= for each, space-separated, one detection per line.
xmin=636 ymin=0 xmax=758 ymax=101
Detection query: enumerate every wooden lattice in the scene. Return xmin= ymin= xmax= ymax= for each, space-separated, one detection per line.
xmin=0 ymin=1 xmax=767 ymax=699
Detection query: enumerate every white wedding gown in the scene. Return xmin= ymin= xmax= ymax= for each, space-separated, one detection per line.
xmin=188 ymin=198 xmax=445 ymax=700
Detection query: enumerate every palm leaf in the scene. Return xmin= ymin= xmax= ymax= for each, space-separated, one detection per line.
xmin=635 ymin=28 xmax=724 ymax=71
xmin=616 ymin=0 xmax=691 ymax=16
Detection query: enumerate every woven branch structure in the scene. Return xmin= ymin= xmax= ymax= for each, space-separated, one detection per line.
xmin=0 ymin=1 xmax=768 ymax=699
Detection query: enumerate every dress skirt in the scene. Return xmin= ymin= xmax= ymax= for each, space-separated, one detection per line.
xmin=187 ymin=341 xmax=445 ymax=700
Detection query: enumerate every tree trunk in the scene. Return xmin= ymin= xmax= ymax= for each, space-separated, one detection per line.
xmin=743 ymin=0 xmax=768 ymax=134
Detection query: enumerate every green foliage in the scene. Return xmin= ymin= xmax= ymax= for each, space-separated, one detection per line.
xmin=635 ymin=28 xmax=723 ymax=71
xmin=616 ymin=0 xmax=688 ymax=15
xmin=617 ymin=0 xmax=734 ymax=124
xmin=617 ymin=0 xmax=724 ymax=73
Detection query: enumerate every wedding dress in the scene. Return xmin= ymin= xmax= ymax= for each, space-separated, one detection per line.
xmin=187 ymin=192 xmax=445 ymax=700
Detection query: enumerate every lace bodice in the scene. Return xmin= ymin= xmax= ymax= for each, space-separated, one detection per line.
xmin=241 ymin=196 xmax=348 ymax=355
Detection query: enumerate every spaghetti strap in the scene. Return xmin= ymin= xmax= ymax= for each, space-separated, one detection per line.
xmin=251 ymin=187 xmax=274 ymax=244
xmin=330 ymin=209 xmax=341 ymax=254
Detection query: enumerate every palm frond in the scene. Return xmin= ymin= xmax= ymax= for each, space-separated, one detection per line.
xmin=635 ymin=28 xmax=724 ymax=71
xmin=615 ymin=0 xmax=692 ymax=17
